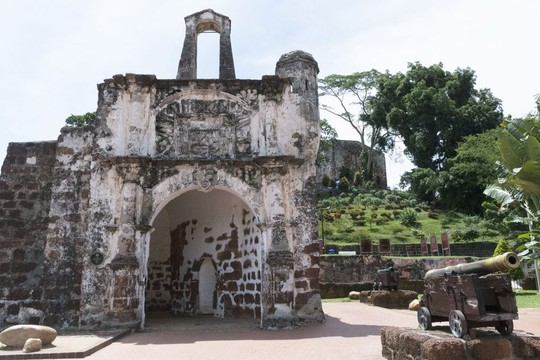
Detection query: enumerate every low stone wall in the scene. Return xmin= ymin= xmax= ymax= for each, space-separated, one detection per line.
xmin=381 ymin=327 xmax=540 ymax=360
xmin=320 ymin=282 xmax=374 ymax=298
xmin=320 ymin=256 xmax=480 ymax=298
xmin=321 ymin=256 xmax=477 ymax=284
xmin=358 ymin=290 xmax=417 ymax=309
xmin=324 ymin=241 xmax=497 ymax=258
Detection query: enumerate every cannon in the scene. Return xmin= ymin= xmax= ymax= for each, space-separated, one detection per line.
xmin=418 ymin=252 xmax=520 ymax=338
xmin=373 ymin=266 xmax=399 ymax=291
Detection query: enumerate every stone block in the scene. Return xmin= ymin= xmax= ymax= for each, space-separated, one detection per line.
xmin=370 ymin=290 xmax=418 ymax=309
xmin=0 ymin=325 xmax=57 ymax=348
xmin=422 ymin=338 xmax=465 ymax=360
xmin=381 ymin=327 xmax=540 ymax=360
xmin=23 ymin=337 xmax=42 ymax=353
xmin=467 ymin=337 xmax=511 ymax=360
xmin=408 ymin=299 xmax=420 ymax=311
xmin=509 ymin=335 xmax=540 ymax=359
xmin=399 ymin=331 xmax=426 ymax=358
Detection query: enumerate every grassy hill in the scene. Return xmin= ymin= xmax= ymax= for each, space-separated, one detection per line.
xmin=318 ymin=189 xmax=511 ymax=249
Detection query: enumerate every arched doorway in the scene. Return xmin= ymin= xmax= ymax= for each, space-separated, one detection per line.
xmin=198 ymin=257 xmax=216 ymax=314
xmin=145 ymin=188 xmax=262 ymax=319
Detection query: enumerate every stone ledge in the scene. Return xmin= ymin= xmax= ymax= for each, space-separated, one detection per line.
xmin=381 ymin=326 xmax=540 ymax=360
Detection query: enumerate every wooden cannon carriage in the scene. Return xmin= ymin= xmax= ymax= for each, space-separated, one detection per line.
xmin=417 ymin=252 xmax=520 ymax=338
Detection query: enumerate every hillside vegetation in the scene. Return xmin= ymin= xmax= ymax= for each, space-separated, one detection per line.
xmin=317 ymin=189 xmax=522 ymax=248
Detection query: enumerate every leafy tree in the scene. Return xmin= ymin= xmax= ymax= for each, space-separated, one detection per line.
xmin=65 ymin=112 xmax=96 ymax=127
xmin=370 ymin=63 xmax=503 ymax=170
xmin=441 ymin=130 xmax=501 ymax=213
xmin=319 ymin=71 xmax=395 ymax=181
xmin=400 ymin=167 xmax=444 ymax=204
xmin=317 ymin=118 xmax=338 ymax=164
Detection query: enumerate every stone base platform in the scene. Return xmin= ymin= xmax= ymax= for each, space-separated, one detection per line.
xmin=381 ymin=326 xmax=540 ymax=360
xmin=358 ymin=290 xmax=417 ymax=309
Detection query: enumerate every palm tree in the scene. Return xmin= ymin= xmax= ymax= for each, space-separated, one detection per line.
xmin=484 ymin=116 xmax=540 ymax=292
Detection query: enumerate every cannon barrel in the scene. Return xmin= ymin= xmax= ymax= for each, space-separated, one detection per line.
xmin=424 ymin=252 xmax=520 ymax=280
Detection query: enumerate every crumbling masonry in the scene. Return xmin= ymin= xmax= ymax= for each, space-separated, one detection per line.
xmin=0 ymin=9 xmax=324 ymax=329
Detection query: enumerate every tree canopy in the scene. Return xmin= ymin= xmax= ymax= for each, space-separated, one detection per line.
xmin=319 ymin=70 xmax=395 ymax=182
xmin=317 ymin=118 xmax=338 ymax=165
xmin=370 ymin=62 xmax=503 ymax=170
xmin=441 ymin=129 xmax=501 ymax=213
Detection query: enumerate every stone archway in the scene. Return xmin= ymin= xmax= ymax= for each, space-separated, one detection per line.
xmin=145 ymin=187 xmax=263 ymax=320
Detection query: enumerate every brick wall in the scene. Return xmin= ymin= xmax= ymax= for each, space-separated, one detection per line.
xmin=146 ymin=261 xmax=172 ymax=311
xmin=0 ymin=141 xmax=57 ymax=325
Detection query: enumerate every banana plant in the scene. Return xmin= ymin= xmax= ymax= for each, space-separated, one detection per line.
xmin=484 ymin=116 xmax=540 ymax=291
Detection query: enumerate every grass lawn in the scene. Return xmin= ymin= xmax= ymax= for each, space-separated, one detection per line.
xmin=515 ymin=290 xmax=540 ymax=308
xmin=322 ymin=297 xmax=351 ymax=303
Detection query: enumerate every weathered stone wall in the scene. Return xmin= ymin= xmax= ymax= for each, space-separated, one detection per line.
xmin=317 ymin=139 xmax=387 ymax=188
xmin=320 ymin=256 xmax=480 ymax=297
xmin=321 ymin=256 xmax=478 ymax=283
xmin=0 ymin=10 xmax=324 ymax=330
xmin=0 ymin=141 xmax=56 ymax=325
xmin=42 ymin=126 xmax=94 ymax=327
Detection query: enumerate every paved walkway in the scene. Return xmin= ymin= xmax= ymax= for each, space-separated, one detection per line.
xmin=2 ymin=303 xmax=539 ymax=359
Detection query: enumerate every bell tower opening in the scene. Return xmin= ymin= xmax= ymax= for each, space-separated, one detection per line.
xmin=197 ymin=32 xmax=220 ymax=79
xmin=176 ymin=9 xmax=235 ymax=80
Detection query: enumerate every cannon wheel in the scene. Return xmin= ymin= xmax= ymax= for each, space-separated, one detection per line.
xmin=449 ymin=310 xmax=467 ymax=338
xmin=495 ymin=320 xmax=513 ymax=335
xmin=417 ymin=307 xmax=432 ymax=330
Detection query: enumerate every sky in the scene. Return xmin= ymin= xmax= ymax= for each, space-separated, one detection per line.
xmin=1 ymin=0 xmax=539 ymax=187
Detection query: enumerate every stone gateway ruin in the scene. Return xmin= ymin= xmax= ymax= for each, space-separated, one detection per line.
xmin=0 ymin=9 xmax=324 ymax=329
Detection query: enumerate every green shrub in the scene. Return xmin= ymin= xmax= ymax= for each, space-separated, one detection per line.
xmin=389 ymin=223 xmax=406 ymax=235
xmin=452 ymin=228 xmax=480 ymax=242
xmin=354 ymin=228 xmax=370 ymax=239
xmin=338 ymin=176 xmax=350 ymax=192
xmin=399 ymin=208 xmax=420 ymax=228
xmin=65 ymin=112 xmax=96 ymax=127
xmin=463 ymin=215 xmax=481 ymax=228
xmin=322 ymin=174 xmax=331 ymax=187
xmin=353 ymin=171 xmax=362 ymax=187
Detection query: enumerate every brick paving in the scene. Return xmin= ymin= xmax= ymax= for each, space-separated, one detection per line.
xmin=2 ymin=303 xmax=538 ymax=359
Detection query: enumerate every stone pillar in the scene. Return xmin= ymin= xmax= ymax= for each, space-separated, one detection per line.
xmin=218 ymin=19 xmax=235 ymax=80
xmin=107 ymin=161 xmax=144 ymax=324
xmin=176 ymin=28 xmax=197 ymax=79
